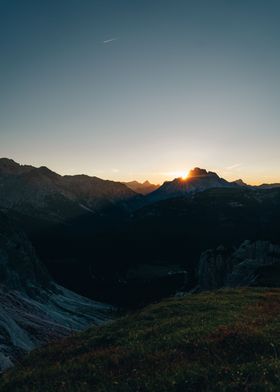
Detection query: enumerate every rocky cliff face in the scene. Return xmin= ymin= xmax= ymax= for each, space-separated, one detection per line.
xmin=0 ymin=211 xmax=113 ymax=371
xmin=198 ymin=245 xmax=233 ymax=290
xmin=0 ymin=212 xmax=51 ymax=293
xmin=198 ymin=240 xmax=280 ymax=290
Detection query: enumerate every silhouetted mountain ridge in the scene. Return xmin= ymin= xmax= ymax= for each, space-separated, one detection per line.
xmin=122 ymin=180 xmax=160 ymax=195
xmin=147 ymin=167 xmax=235 ymax=202
xmin=0 ymin=158 xmax=34 ymax=176
xmin=0 ymin=158 xmax=139 ymax=224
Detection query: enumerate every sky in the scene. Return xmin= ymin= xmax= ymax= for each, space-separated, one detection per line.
xmin=0 ymin=0 xmax=280 ymax=185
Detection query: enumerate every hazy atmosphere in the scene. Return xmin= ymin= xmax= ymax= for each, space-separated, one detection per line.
xmin=1 ymin=0 xmax=280 ymax=184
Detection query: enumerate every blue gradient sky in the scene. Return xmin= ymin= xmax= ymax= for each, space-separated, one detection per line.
xmin=1 ymin=0 xmax=280 ymax=184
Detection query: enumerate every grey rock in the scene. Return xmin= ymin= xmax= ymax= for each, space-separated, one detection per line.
xmin=0 ymin=211 xmax=113 ymax=371
xmin=198 ymin=240 xmax=280 ymax=290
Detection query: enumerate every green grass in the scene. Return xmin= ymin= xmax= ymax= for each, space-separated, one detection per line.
xmin=1 ymin=288 xmax=280 ymax=391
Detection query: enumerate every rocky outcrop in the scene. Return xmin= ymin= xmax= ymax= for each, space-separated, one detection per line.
xmin=198 ymin=240 xmax=280 ymax=290
xmin=0 ymin=211 xmax=113 ymax=371
xmin=0 ymin=212 xmax=51 ymax=293
xmin=198 ymin=245 xmax=233 ymax=290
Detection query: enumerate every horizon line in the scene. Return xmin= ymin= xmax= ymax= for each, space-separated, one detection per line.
xmin=0 ymin=157 xmax=279 ymax=187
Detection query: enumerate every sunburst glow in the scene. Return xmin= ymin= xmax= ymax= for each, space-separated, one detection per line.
xmin=170 ymin=170 xmax=189 ymax=180
xmin=180 ymin=171 xmax=189 ymax=180
xmin=162 ymin=170 xmax=191 ymax=181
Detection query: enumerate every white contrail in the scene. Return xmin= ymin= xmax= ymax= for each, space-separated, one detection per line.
xmin=226 ymin=163 xmax=242 ymax=170
xmin=103 ymin=37 xmax=119 ymax=44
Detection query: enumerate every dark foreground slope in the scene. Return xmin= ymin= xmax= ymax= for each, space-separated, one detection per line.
xmin=0 ymin=211 xmax=113 ymax=370
xmin=1 ymin=288 xmax=280 ymax=392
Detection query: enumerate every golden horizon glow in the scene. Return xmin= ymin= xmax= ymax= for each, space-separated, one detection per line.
xmin=173 ymin=170 xmax=190 ymax=180
xmin=5 ymin=156 xmax=280 ymax=186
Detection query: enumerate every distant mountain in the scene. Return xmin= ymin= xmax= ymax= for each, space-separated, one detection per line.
xmin=0 ymin=158 xmax=138 ymax=224
xmin=0 ymin=210 xmax=113 ymax=371
xmin=147 ymin=167 xmax=236 ymax=203
xmin=259 ymin=183 xmax=280 ymax=189
xmin=232 ymin=179 xmax=280 ymax=190
xmin=122 ymin=180 xmax=160 ymax=195
xmin=232 ymin=178 xmax=249 ymax=187
xmin=142 ymin=168 xmax=280 ymax=204
xmin=145 ymin=168 xmax=280 ymax=203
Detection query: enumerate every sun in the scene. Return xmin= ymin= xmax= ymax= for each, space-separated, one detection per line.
xmin=178 ymin=171 xmax=189 ymax=180
xmin=167 ymin=170 xmax=190 ymax=180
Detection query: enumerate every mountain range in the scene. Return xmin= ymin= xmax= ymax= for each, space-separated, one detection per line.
xmin=1 ymin=157 xmax=280 ymax=378
xmin=0 ymin=158 xmax=138 ymax=224
xmin=146 ymin=167 xmax=280 ymax=203
xmin=146 ymin=167 xmax=235 ymax=202
xmin=1 ymin=158 xmax=280 ymax=306
xmin=1 ymin=159 xmax=279 ymax=222
xmin=122 ymin=180 xmax=160 ymax=195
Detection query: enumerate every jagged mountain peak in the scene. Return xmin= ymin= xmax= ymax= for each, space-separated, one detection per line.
xmin=174 ymin=167 xmax=225 ymax=184
xmin=188 ymin=167 xmax=215 ymax=178
xmin=233 ymin=178 xmax=248 ymax=187
xmin=147 ymin=167 xmax=233 ymax=202
xmin=122 ymin=180 xmax=160 ymax=195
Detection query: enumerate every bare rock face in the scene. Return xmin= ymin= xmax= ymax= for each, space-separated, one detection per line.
xmin=0 ymin=211 xmax=113 ymax=371
xmin=0 ymin=212 xmax=51 ymax=293
xmin=198 ymin=240 xmax=280 ymax=290
xmin=198 ymin=245 xmax=233 ymax=290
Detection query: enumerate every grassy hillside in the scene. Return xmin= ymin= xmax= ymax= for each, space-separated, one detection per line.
xmin=1 ymin=288 xmax=280 ymax=391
